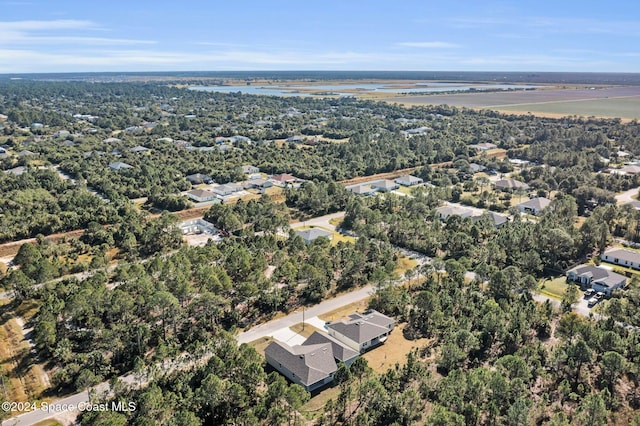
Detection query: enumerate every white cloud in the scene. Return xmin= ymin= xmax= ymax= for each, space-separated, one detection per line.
xmin=398 ymin=41 xmax=460 ymax=48
xmin=0 ymin=19 xmax=95 ymax=31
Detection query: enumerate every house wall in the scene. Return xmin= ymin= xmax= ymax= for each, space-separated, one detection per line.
xmin=327 ymin=329 xmax=361 ymax=352
xmin=601 ymin=253 xmax=640 ymax=269
xmin=593 ymin=279 xmax=626 ymax=296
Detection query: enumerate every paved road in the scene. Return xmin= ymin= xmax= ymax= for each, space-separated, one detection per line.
xmin=237 ymin=284 xmax=374 ymax=344
xmin=1 ymin=390 xmax=90 ymax=426
xmin=615 ymin=186 xmax=640 ymax=205
xmin=289 ymin=211 xmax=346 ymax=231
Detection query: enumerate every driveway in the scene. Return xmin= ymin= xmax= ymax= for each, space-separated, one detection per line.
xmin=237 ymin=285 xmax=372 ymax=344
xmin=289 ymin=211 xmax=346 ymax=231
xmin=615 ymin=186 xmax=640 ymax=205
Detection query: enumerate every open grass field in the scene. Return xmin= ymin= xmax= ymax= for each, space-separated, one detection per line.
xmin=494 ymin=96 xmax=640 ymax=120
xmin=384 ymin=86 xmax=640 ymax=120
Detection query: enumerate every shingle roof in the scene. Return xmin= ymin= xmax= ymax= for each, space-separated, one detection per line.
xmin=295 ymin=228 xmax=333 ymax=242
xmin=265 ymin=341 xmax=337 ymax=387
xmin=494 ymin=179 xmax=529 ymax=190
xmin=303 ymin=331 xmax=359 ymax=363
xmin=567 ymin=264 xmax=627 ymax=288
xmin=603 ymin=248 xmax=640 ymax=265
xmin=327 ymin=310 xmax=395 ymax=345
xmin=187 ymin=189 xmax=216 ymax=199
xmin=371 ymin=179 xmax=398 ymax=191
xmin=517 ymin=197 xmax=551 ymax=211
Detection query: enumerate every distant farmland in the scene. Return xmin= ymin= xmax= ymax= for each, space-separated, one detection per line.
xmin=384 ymin=86 xmax=640 ymax=120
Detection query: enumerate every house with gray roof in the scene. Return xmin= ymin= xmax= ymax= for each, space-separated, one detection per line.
xmin=601 ymin=247 xmax=640 ymax=270
xmin=130 ymin=145 xmax=150 ymax=153
xmin=108 ymin=161 xmax=133 ymax=171
xmin=326 ymin=310 xmax=395 ymax=353
xmin=264 ymin=341 xmax=337 ymax=392
xmin=303 ymin=332 xmax=359 ymax=366
xmin=494 ymin=179 xmax=529 ymax=192
xmin=347 ymin=184 xmax=377 ymax=196
xmin=370 ymin=179 xmax=399 ymax=192
xmin=395 ymin=175 xmax=423 ymax=186
xmin=566 ymin=264 xmax=627 ymax=296
xmin=516 ymin=197 xmax=551 ymax=216
xmin=186 ymin=189 xmax=220 ymax=203
xmin=240 ymin=165 xmax=260 ymax=175
xmin=295 ymin=228 xmax=333 ymax=244
xmin=185 ymin=173 xmax=213 ymax=185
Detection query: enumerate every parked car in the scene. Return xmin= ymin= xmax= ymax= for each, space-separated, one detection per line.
xmin=584 ymin=289 xmax=596 ymax=298
xmin=588 ymin=297 xmax=600 ymax=307
xmin=596 ymin=292 xmax=606 ymax=300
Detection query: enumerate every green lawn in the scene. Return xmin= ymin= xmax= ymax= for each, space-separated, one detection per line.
xmin=538 ymin=276 xmax=568 ymax=300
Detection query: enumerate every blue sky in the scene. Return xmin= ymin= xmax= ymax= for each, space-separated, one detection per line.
xmin=1 ymin=0 xmax=639 ymax=73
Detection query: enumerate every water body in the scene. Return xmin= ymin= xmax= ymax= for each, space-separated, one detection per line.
xmin=189 ymin=83 xmax=539 ymax=97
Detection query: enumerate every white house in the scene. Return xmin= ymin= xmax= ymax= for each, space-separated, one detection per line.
xmin=346 ymin=184 xmax=377 ymax=196
xmin=395 ymin=175 xmax=423 ymax=186
xmin=601 ymin=248 xmax=640 ymax=270
xmin=186 ymin=189 xmax=220 ymax=203
xmin=370 ymin=179 xmax=399 ymax=192
xmin=179 ymin=219 xmax=218 ymax=235
xmin=326 ymin=310 xmax=395 ymax=353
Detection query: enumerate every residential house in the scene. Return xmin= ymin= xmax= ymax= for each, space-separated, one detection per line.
xmin=295 ymin=228 xmax=334 ymax=244
xmin=401 ymin=126 xmax=431 ymax=136
xmin=185 ymin=173 xmax=213 ymax=185
xmin=4 ymin=166 xmax=26 ymax=176
xmin=482 ymin=211 xmax=510 ymax=229
xmin=303 ymin=331 xmax=359 ymax=366
xmin=53 ymin=130 xmax=70 ymax=139
xmin=566 ymin=264 xmax=627 ymax=296
xmin=179 ymin=219 xmax=218 ymax=235
xmin=103 ymin=137 xmax=122 ymax=143
xmin=370 ymin=179 xmax=399 ymax=193
xmin=108 ymin=161 xmax=133 ymax=171
xmin=601 ymin=247 xmax=640 ymax=270
xmin=18 ymin=150 xmax=35 ymax=158
xmin=395 ymin=175 xmax=423 ymax=186
xmin=435 ymin=205 xmax=479 ymax=221
xmin=264 ymin=341 xmax=337 ymax=392
xmin=246 ymin=178 xmax=273 ymax=191
xmin=516 ymin=197 xmax=551 ymax=216
xmin=211 ymin=184 xmax=241 ymax=197
xmin=286 ymin=135 xmax=306 ymax=143
xmin=346 ymin=184 xmax=377 ymax=196
xmin=326 ymin=310 xmax=395 ymax=353
xmin=186 ymin=189 xmax=220 ymax=203
xmin=494 ymin=179 xmax=529 ymax=192
xmin=469 ymin=163 xmax=487 ymax=173
xmin=130 ymin=145 xmax=149 ymax=154
xmin=469 ymin=142 xmax=498 ymax=151
xmin=270 ymin=173 xmax=298 ymax=187
xmin=240 ymin=165 xmax=260 ymax=175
